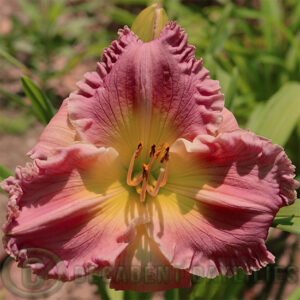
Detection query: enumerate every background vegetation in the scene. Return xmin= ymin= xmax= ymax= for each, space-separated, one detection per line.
xmin=0 ymin=0 xmax=299 ymax=299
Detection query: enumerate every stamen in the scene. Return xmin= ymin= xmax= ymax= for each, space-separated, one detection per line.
xmin=147 ymin=167 xmax=165 ymax=197
xmin=142 ymin=164 xmax=149 ymax=179
xmin=127 ymin=142 xmax=143 ymax=186
xmin=149 ymin=144 xmax=156 ymax=157
xmin=159 ymin=161 xmax=169 ymax=187
xmin=140 ymin=164 xmax=149 ymax=202
xmin=127 ymin=142 xmax=170 ymax=202
xmin=155 ymin=145 xmax=163 ymax=159
xmin=160 ymin=146 xmax=169 ymax=163
xmin=135 ymin=142 xmax=143 ymax=158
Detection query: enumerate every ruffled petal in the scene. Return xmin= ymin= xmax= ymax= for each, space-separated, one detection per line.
xmin=146 ymin=130 xmax=299 ymax=278
xmin=218 ymin=108 xmax=239 ymax=133
xmin=110 ymin=225 xmax=191 ymax=292
xmin=28 ymin=99 xmax=76 ymax=160
xmin=69 ymin=22 xmax=224 ymax=162
xmin=1 ymin=144 xmax=148 ymax=280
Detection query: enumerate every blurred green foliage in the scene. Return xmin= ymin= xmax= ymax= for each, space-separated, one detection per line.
xmin=0 ymin=113 xmax=35 ymax=135
xmin=21 ymin=75 xmax=56 ymax=124
xmin=0 ymin=0 xmax=300 ymax=299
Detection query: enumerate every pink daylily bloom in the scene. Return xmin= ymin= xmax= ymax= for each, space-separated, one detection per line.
xmin=1 ymin=23 xmax=299 ymax=292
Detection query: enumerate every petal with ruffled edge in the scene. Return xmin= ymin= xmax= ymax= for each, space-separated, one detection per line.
xmin=218 ymin=108 xmax=239 ymax=133
xmin=110 ymin=225 xmax=191 ymax=292
xmin=28 ymin=99 xmax=76 ymax=160
xmin=147 ymin=130 xmax=299 ymax=278
xmin=69 ymin=23 xmax=224 ymax=163
xmin=1 ymin=144 xmax=148 ymax=280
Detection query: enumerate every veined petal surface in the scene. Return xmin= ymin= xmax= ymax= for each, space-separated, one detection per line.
xmin=28 ymin=99 xmax=76 ymax=160
xmin=147 ymin=130 xmax=299 ymax=278
xmin=110 ymin=225 xmax=191 ymax=292
xmin=1 ymin=144 xmax=148 ymax=280
xmin=218 ymin=107 xmax=239 ymax=133
xmin=1 ymin=20 xmax=299 ymax=291
xmin=69 ymin=23 xmax=224 ymax=163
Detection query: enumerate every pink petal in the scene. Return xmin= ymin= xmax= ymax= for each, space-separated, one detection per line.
xmin=69 ymin=23 xmax=224 ymax=160
xmin=110 ymin=225 xmax=191 ymax=292
xmin=218 ymin=107 xmax=239 ymax=133
xmin=28 ymin=99 xmax=76 ymax=160
xmin=1 ymin=144 xmax=148 ymax=280
xmin=147 ymin=130 xmax=299 ymax=278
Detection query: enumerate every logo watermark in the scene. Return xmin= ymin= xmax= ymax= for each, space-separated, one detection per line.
xmin=0 ymin=248 xmax=299 ymax=298
xmin=1 ymin=248 xmax=63 ymax=299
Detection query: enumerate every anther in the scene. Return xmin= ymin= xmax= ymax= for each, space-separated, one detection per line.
xmin=155 ymin=145 xmax=163 ymax=159
xmin=142 ymin=164 xmax=149 ymax=179
xmin=127 ymin=142 xmax=170 ymax=202
xmin=127 ymin=142 xmax=143 ymax=186
xmin=160 ymin=146 xmax=169 ymax=163
xmin=149 ymin=144 xmax=156 ymax=157
xmin=135 ymin=142 xmax=143 ymax=158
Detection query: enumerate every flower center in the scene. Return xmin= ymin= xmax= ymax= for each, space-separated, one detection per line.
xmin=127 ymin=142 xmax=169 ymax=202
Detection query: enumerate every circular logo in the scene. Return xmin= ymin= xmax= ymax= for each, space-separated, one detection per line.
xmin=1 ymin=248 xmax=64 ymax=299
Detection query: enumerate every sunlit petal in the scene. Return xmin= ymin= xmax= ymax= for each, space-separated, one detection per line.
xmin=28 ymin=99 xmax=76 ymax=160
xmin=147 ymin=130 xmax=299 ymax=277
xmin=218 ymin=107 xmax=239 ymax=133
xmin=110 ymin=225 xmax=191 ymax=291
xmin=1 ymin=144 xmax=148 ymax=280
xmin=69 ymin=23 xmax=224 ymax=163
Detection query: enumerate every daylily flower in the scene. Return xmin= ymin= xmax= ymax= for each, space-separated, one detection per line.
xmin=1 ymin=23 xmax=299 ymax=292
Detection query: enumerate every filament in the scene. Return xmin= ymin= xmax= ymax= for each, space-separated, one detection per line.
xmin=127 ymin=142 xmax=170 ymax=202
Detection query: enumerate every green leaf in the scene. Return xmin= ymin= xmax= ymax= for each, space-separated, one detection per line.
xmin=272 ymin=199 xmax=300 ymax=234
xmin=247 ymin=82 xmax=300 ymax=146
xmin=112 ymin=0 xmax=148 ymax=4
xmin=0 ymin=165 xmax=13 ymax=194
xmin=0 ymin=114 xmax=35 ymax=135
xmin=0 ymin=88 xmax=30 ymax=108
xmin=0 ymin=165 xmax=13 ymax=181
xmin=0 ymin=48 xmax=32 ymax=77
xmin=233 ymin=7 xmax=261 ymax=19
xmin=260 ymin=0 xmax=283 ymax=52
xmin=107 ymin=7 xmax=136 ymax=26
xmin=224 ymin=67 xmax=239 ymax=110
xmin=207 ymin=3 xmax=233 ymax=55
xmin=123 ymin=290 xmax=152 ymax=300
xmin=290 ymin=0 xmax=300 ymax=33
xmin=215 ymin=66 xmax=230 ymax=93
xmin=92 ymin=276 xmax=110 ymax=300
xmin=131 ymin=3 xmax=168 ymax=42
xmin=106 ymin=288 xmax=123 ymax=300
xmin=21 ymin=76 xmax=56 ymax=124
xmin=165 ymin=288 xmax=179 ymax=300
xmin=189 ymin=275 xmax=245 ymax=300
